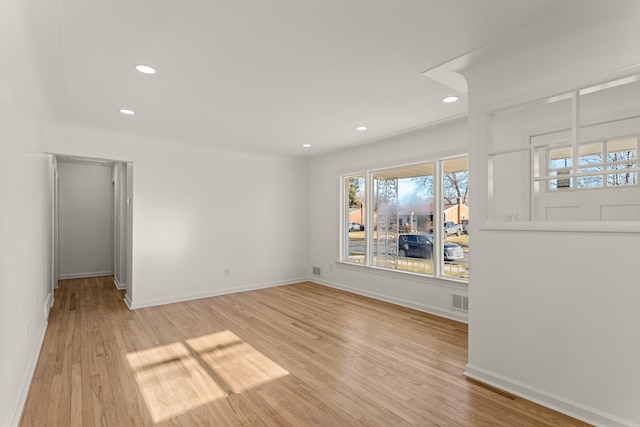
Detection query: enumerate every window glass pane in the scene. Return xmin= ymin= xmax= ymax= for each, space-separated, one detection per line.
xmin=606 ymin=137 xmax=637 ymax=186
xmin=547 ymin=146 xmax=572 ymax=190
xmin=579 ymin=142 xmax=603 ymax=164
xmin=549 ymin=147 xmax=572 ymax=168
xmin=578 ymin=142 xmax=603 ymax=188
xmin=442 ymin=157 xmax=469 ymax=280
xmin=372 ymin=163 xmax=434 ymax=275
xmin=343 ymin=175 xmax=365 ymax=264
xmin=578 ymin=171 xmax=603 ymax=188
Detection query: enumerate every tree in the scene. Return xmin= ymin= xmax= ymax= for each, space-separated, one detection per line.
xmin=348 ymin=177 xmax=362 ymax=208
xmin=413 ymin=171 xmax=469 ymax=205
xmin=608 ymin=150 xmax=637 ymax=186
xmin=413 ymin=175 xmax=433 ymax=199
xmin=573 ymin=148 xmax=636 ymax=188
xmin=443 ymin=171 xmax=469 ymax=205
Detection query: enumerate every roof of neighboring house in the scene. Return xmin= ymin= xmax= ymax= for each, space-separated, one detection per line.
xmin=444 ymin=203 xmax=469 ymax=212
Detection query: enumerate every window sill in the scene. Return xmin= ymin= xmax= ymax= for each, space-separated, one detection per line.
xmin=335 ymin=260 xmax=469 ymax=291
xmin=480 ymin=220 xmax=640 ymax=233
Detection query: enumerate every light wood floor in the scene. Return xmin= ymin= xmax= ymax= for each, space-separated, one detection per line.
xmin=21 ymin=276 xmax=589 ymax=426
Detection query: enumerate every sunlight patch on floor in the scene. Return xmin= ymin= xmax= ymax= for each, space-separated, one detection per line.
xmin=126 ymin=330 xmax=289 ymax=422
xmin=126 ymin=341 xmax=227 ymax=422
xmin=186 ymin=330 xmax=289 ymax=394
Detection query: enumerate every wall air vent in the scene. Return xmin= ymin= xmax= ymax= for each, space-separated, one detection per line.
xmin=312 ymin=266 xmax=321 ymax=276
xmin=452 ymin=294 xmax=469 ymax=311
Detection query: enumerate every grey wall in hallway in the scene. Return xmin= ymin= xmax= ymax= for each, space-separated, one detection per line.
xmin=58 ymin=162 xmax=113 ymax=279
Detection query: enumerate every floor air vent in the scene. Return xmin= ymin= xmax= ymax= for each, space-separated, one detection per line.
xmin=452 ymin=294 xmax=469 ymax=311
xmin=312 ymin=266 xmax=321 ymax=276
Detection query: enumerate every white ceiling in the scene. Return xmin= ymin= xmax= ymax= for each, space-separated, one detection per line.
xmin=23 ymin=0 xmax=585 ymax=157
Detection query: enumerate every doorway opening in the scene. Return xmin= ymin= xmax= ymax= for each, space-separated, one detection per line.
xmin=51 ymin=155 xmax=133 ymax=307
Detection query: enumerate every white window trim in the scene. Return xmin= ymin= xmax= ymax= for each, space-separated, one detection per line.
xmin=335 ymin=259 xmax=470 ymax=289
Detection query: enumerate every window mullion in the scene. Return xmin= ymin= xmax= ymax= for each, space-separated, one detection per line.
xmin=530 ymin=144 xmax=536 ymax=221
xmin=572 ymin=91 xmax=580 ymax=186
xmin=365 ymin=171 xmax=374 ymax=266
xmin=434 ymin=160 xmax=443 ymax=277
xmin=603 ymin=141 xmax=609 ymax=187
xmin=341 ymin=177 xmax=347 ymax=262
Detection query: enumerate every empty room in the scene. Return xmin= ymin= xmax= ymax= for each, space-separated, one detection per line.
xmin=2 ymin=1 xmax=639 ymax=426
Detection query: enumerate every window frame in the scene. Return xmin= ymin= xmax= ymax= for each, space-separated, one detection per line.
xmin=339 ymin=153 xmax=469 ymax=284
xmin=341 ymin=173 xmax=366 ymax=265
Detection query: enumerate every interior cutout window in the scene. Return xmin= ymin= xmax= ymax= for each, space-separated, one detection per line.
xmin=486 ymin=72 xmax=640 ymax=224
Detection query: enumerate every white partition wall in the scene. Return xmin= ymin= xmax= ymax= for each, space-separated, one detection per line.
xmin=457 ymin=1 xmax=640 ymax=425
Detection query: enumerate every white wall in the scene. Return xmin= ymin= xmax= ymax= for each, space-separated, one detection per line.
xmin=462 ymin=1 xmax=640 ymax=426
xmin=0 ymin=0 xmax=53 ymax=425
xmin=58 ymin=162 xmax=114 ymax=279
xmin=307 ymin=117 xmax=470 ymax=322
xmin=45 ymin=124 xmax=309 ymax=308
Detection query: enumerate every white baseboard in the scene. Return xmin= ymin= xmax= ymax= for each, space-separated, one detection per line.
xmin=128 ymin=277 xmax=307 ymax=309
xmin=59 ymin=271 xmax=113 ymax=280
xmin=113 ymin=276 xmax=126 ymax=290
xmin=124 ymin=292 xmax=133 ymax=310
xmin=310 ymin=277 xmax=468 ymax=324
xmin=43 ymin=292 xmax=54 ymax=319
xmin=6 ymin=319 xmax=48 ymax=427
xmin=464 ymin=364 xmax=637 ymax=427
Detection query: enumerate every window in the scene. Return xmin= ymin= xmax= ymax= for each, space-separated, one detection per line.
xmin=341 ymin=156 xmax=469 ymax=282
xmin=372 ymin=163 xmax=434 ymax=274
xmin=441 ymin=157 xmax=469 ymax=279
xmin=343 ymin=175 xmax=365 ymax=264
xmin=547 ymin=138 xmax=637 ymax=190
xmin=485 ymin=71 xmax=640 ymax=225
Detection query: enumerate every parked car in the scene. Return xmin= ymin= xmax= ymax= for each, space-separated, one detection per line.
xmin=428 ymin=221 xmax=464 ymax=236
xmin=444 ymin=221 xmax=464 ymax=236
xmin=398 ymin=233 xmax=464 ymax=261
xmin=348 ymin=222 xmax=364 ymax=232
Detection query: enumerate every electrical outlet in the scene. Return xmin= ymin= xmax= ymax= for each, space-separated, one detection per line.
xmin=500 ymin=213 xmax=518 ymax=222
xmin=223 ymin=269 xmax=230 ymax=278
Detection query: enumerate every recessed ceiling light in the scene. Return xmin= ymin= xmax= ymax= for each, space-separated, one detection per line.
xmin=119 ymin=109 xmax=135 ymax=115
xmin=442 ymin=96 xmax=459 ymax=103
xmin=302 ymin=144 xmax=311 ymax=148
xmin=356 ymin=126 xmax=368 ymax=131
xmin=135 ymin=64 xmax=156 ymax=74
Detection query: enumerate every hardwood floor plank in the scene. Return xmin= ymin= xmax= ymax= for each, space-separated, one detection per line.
xmin=20 ymin=277 xmax=590 ymax=426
